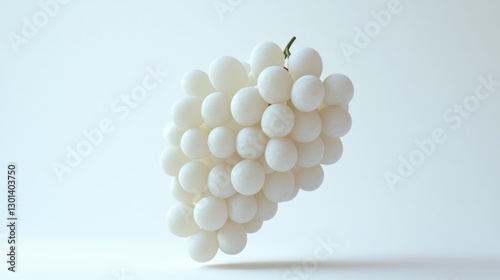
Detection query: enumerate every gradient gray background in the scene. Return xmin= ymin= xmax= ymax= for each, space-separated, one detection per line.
xmin=1 ymin=0 xmax=499 ymax=279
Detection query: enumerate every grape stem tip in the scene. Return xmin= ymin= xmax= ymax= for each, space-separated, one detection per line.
xmin=283 ymin=36 xmax=297 ymax=59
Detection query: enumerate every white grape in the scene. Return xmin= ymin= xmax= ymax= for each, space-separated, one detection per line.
xmin=291 ymin=75 xmax=325 ymax=112
xmin=166 ymin=203 xmax=199 ymax=237
xmin=254 ymin=191 xmax=278 ymax=221
xmin=187 ymin=230 xmax=218 ymax=262
xmin=163 ymin=122 xmax=187 ymax=147
xmin=262 ymin=171 xmax=295 ymax=203
xmin=296 ymin=137 xmax=325 ymax=168
xmin=163 ymin=40 xmax=353 ymax=259
xmin=290 ymin=109 xmax=322 ymax=143
xmin=208 ymin=126 xmax=236 ymax=159
xmin=257 ymin=66 xmax=293 ymax=104
xmin=160 ymin=147 xmax=189 ymax=176
xmin=182 ymin=69 xmax=216 ymax=98
xmin=231 ymin=159 xmax=265 ymax=195
xmin=193 ymin=196 xmax=228 ymax=231
xmin=231 ymin=87 xmax=268 ymax=126
xmin=243 ymin=217 xmax=263 ymax=233
xmin=227 ymin=193 xmax=257 ymax=223
xmin=264 ymin=137 xmax=298 ymax=172
xmin=171 ymin=96 xmax=204 ymax=128
xmin=208 ymin=56 xmax=248 ymax=95
xmin=287 ymin=47 xmax=323 ymax=80
xmin=295 ymin=164 xmax=324 ymax=192
xmin=323 ymin=73 xmax=354 ymax=105
xmin=285 ymin=186 xmax=300 ymax=202
xmin=217 ymin=221 xmax=247 ymax=255
xmin=261 ymin=104 xmax=295 ymax=138
xmin=248 ymin=42 xmax=284 ymax=79
xmin=236 ymin=126 xmax=268 ymax=159
xmin=319 ymin=105 xmax=352 ymax=137
xmin=321 ymin=136 xmax=343 ymax=165
xmin=181 ymin=128 xmax=209 ymax=159
xmin=179 ymin=161 xmax=210 ymax=194
xmin=201 ymin=92 xmax=232 ymax=127
xmin=170 ymin=177 xmax=195 ymax=203
xmin=208 ymin=164 xmax=236 ymax=199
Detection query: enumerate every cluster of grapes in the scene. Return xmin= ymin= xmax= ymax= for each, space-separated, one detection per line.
xmin=160 ymin=38 xmax=353 ymax=262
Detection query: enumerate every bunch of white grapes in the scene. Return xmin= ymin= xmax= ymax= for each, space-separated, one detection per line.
xmin=160 ymin=38 xmax=353 ymax=262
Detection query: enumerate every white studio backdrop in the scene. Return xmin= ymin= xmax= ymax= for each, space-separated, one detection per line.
xmin=1 ymin=0 xmax=499 ymax=279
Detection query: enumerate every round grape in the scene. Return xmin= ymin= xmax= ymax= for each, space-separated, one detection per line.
xmin=265 ymin=137 xmax=298 ymax=172
xmin=287 ymin=47 xmax=323 ymax=80
xmin=187 ymin=230 xmax=218 ymax=262
xmin=236 ymin=126 xmax=268 ymax=159
xmin=182 ymin=69 xmax=215 ymax=98
xmin=291 ymin=75 xmax=324 ymax=112
xmin=171 ymin=96 xmax=203 ymax=128
xmin=231 ymin=159 xmax=265 ymax=195
xmin=321 ymin=136 xmax=343 ymax=165
xmin=295 ymin=164 xmax=324 ymax=192
xmin=323 ymin=73 xmax=354 ymax=105
xmin=193 ymin=196 xmax=228 ymax=231
xmin=261 ymin=104 xmax=295 ymax=138
xmin=319 ymin=105 xmax=352 ymax=137
xmin=181 ymin=128 xmax=209 ymax=159
xmin=160 ymin=147 xmax=189 ymax=176
xmin=166 ymin=203 xmax=199 ymax=237
xmin=202 ymin=92 xmax=232 ymax=127
xmin=163 ymin=122 xmax=187 ymax=147
xmin=170 ymin=177 xmax=195 ymax=203
xmin=263 ymin=171 xmax=295 ymax=203
xmin=179 ymin=161 xmax=210 ymax=194
xmin=257 ymin=66 xmax=293 ymax=104
xmin=285 ymin=186 xmax=300 ymax=202
xmin=290 ymin=110 xmax=322 ymax=143
xmin=296 ymin=137 xmax=325 ymax=168
xmin=231 ymin=87 xmax=268 ymax=126
xmin=248 ymin=42 xmax=284 ymax=79
xmin=254 ymin=191 xmax=278 ymax=221
xmin=217 ymin=221 xmax=247 ymax=255
xmin=243 ymin=217 xmax=263 ymax=233
xmin=208 ymin=56 xmax=248 ymax=95
xmin=208 ymin=164 xmax=237 ymax=198
xmin=227 ymin=193 xmax=257 ymax=223
xmin=208 ymin=126 xmax=236 ymax=159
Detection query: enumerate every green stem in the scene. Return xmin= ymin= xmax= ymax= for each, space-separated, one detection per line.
xmin=283 ymin=36 xmax=296 ymax=59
